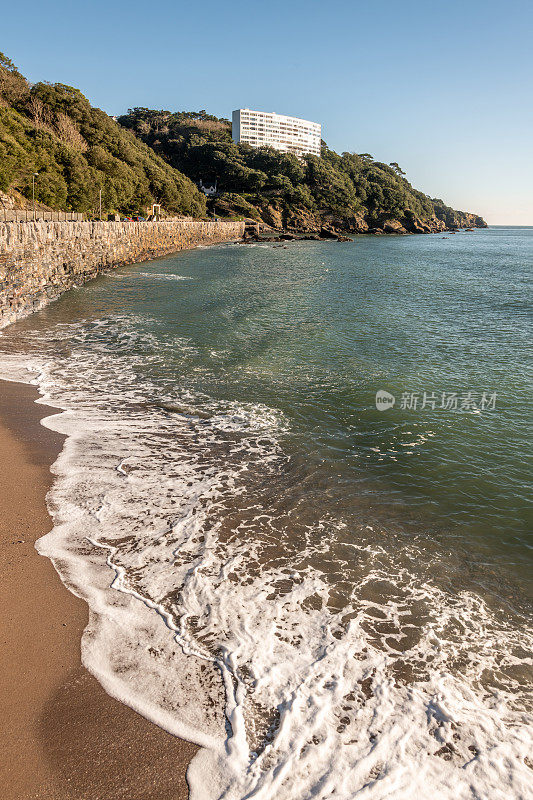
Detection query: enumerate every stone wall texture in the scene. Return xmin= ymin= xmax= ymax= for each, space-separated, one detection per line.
xmin=0 ymin=219 xmax=244 ymax=327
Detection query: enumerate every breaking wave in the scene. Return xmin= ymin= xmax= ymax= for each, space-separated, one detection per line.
xmin=0 ymin=314 xmax=531 ymax=800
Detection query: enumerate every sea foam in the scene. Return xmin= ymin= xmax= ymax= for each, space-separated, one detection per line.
xmin=0 ymin=314 xmax=531 ymax=800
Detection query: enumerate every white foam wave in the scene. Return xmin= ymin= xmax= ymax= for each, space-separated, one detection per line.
xmin=0 ymin=315 xmax=531 ymax=800
xmin=136 ymin=272 xmax=193 ymax=280
xmin=104 ymin=272 xmax=192 ymax=281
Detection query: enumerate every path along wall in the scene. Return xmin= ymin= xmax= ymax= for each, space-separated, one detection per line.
xmin=0 ymin=219 xmax=244 ymax=327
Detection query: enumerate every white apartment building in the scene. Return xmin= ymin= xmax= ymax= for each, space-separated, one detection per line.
xmin=232 ymin=109 xmax=321 ymax=158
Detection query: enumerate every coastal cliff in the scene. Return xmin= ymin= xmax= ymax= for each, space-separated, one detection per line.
xmin=0 ymin=219 xmax=244 ymax=327
xmin=1 ymin=52 xmax=487 ymax=235
xmin=234 ymin=203 xmax=486 ymax=238
xmin=119 ymin=109 xmax=488 ymax=235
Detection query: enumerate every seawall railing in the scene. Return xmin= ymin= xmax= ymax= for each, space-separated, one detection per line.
xmin=1 ymin=209 xmax=85 ymax=223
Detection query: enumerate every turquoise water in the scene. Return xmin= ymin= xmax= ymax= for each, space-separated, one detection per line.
xmin=23 ymin=227 xmax=532 ymax=582
xmin=1 ymin=226 xmax=531 ymax=798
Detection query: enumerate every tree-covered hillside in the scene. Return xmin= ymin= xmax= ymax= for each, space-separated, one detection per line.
xmin=0 ymin=54 xmax=206 ymax=217
xmin=0 ymin=50 xmax=486 ymax=232
xmin=118 ymin=108 xmax=486 ymax=233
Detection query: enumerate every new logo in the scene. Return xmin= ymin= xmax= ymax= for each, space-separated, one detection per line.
xmin=375 ymin=390 xmax=396 ymax=411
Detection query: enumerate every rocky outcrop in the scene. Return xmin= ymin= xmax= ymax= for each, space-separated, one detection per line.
xmin=458 ymin=213 xmax=487 ymax=229
xmin=431 ymin=203 xmax=488 ymax=230
xmin=320 ymin=225 xmax=339 ymax=239
xmin=0 ymin=219 xmax=244 ymax=327
xmin=261 ymin=205 xmax=284 ymax=229
xmin=382 ymin=219 xmax=408 ymax=235
xmin=244 ymin=201 xmax=486 ymax=238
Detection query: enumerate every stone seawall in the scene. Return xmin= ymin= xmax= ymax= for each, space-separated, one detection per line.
xmin=0 ymin=219 xmax=244 ymax=327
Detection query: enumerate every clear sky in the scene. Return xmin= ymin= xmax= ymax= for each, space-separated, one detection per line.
xmin=3 ymin=0 xmax=532 ymax=224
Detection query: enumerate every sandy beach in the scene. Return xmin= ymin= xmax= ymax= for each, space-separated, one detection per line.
xmin=0 ymin=378 xmax=198 ymax=800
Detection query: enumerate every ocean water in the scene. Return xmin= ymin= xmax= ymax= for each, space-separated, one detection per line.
xmin=0 ymin=227 xmax=531 ymax=799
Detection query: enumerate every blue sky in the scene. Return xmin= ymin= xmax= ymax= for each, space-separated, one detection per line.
xmin=3 ymin=0 xmax=532 ymax=224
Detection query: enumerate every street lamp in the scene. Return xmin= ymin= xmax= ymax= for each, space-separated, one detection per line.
xmin=32 ymin=173 xmax=38 ymax=221
xmin=99 ymin=188 xmax=102 ymax=221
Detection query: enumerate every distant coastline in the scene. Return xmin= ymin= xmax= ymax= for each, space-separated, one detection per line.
xmin=1 ymin=53 xmax=487 ymax=239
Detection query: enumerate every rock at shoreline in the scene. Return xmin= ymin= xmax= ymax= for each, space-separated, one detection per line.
xmin=381 ymin=219 xmax=408 ymax=235
xmin=240 ymin=205 xmax=488 ymax=244
xmin=320 ymin=226 xmax=339 ymax=239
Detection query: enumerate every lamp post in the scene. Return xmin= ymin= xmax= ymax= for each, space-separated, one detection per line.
xmin=99 ymin=188 xmax=102 ymax=221
xmin=32 ymin=172 xmax=38 ymax=221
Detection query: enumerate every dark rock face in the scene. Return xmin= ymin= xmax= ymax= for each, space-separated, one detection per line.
xmin=320 ymin=226 xmax=339 ymax=239
xmin=402 ymin=209 xmax=431 ymax=233
xmin=431 ymin=205 xmax=488 ymax=230
xmin=239 ymin=201 xmax=487 ymax=243
xmin=261 ymin=205 xmax=284 ymax=229
xmin=381 ymin=219 xmax=408 ymax=235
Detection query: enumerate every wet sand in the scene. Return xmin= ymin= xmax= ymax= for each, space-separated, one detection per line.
xmin=0 ymin=378 xmax=198 ymax=799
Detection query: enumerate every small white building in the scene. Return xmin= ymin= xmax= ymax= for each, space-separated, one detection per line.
xmin=232 ymin=109 xmax=321 ymax=158
xmin=198 ymin=179 xmax=217 ymax=196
